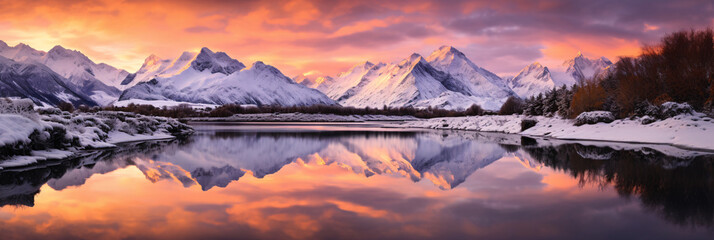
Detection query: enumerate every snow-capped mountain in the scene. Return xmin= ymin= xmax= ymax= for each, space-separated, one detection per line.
xmin=119 ymin=47 xmax=336 ymax=106
xmin=562 ymin=52 xmax=613 ymax=84
xmin=121 ymin=49 xmax=247 ymax=89
xmin=42 ymin=46 xmax=124 ymax=105
xmin=339 ymin=53 xmax=469 ymax=109
xmin=508 ymin=52 xmax=614 ymax=98
xmin=426 ymin=46 xmax=515 ymax=101
xmin=0 ymin=41 xmax=124 ymax=105
xmin=293 ymin=71 xmax=333 ymax=89
xmin=315 ymin=61 xmax=385 ymax=102
xmin=0 ymin=56 xmax=96 ymax=107
xmin=507 ymin=62 xmax=556 ymax=98
xmin=314 ymin=46 xmax=513 ymax=110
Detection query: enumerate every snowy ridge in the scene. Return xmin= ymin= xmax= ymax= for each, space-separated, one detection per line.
xmin=426 ymin=46 xmax=514 ymax=100
xmin=0 ymin=56 xmax=96 ymax=107
xmin=0 ymin=41 xmax=124 ymax=106
xmin=562 ymin=52 xmax=613 ymax=84
xmin=508 ymin=52 xmax=614 ymax=98
xmin=119 ymin=48 xmax=336 ymax=106
xmin=315 ymin=47 xmax=514 ymax=110
xmin=507 ymin=62 xmax=556 ymax=98
xmin=293 ymin=71 xmax=333 ymax=89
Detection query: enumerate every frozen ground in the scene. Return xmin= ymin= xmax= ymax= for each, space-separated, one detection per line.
xmin=390 ymin=112 xmax=714 ymax=151
xmin=189 ymin=113 xmax=419 ymax=122
xmin=0 ymin=107 xmax=193 ymax=169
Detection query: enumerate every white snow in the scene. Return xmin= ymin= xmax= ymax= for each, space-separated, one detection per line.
xmin=391 ymin=113 xmax=714 ymax=151
xmin=574 ymin=111 xmax=615 ymax=126
xmin=1 ymin=101 xmax=193 ymax=168
xmin=120 ymin=48 xmax=336 ymax=107
xmin=314 ymin=46 xmax=513 ymax=111
xmin=0 ymin=42 xmax=124 ymax=106
xmin=0 ymin=114 xmax=42 ymax=146
xmin=507 ymin=53 xmax=614 ymax=98
xmin=507 ymin=62 xmax=557 ymax=98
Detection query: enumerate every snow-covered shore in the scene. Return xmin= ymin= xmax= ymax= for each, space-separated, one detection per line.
xmin=188 ymin=112 xmax=419 ymax=122
xmin=0 ymin=108 xmax=193 ymax=169
xmin=389 ymin=113 xmax=714 ymax=151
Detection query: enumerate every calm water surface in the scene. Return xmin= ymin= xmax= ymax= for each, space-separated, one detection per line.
xmin=1 ymin=123 xmax=713 ymax=239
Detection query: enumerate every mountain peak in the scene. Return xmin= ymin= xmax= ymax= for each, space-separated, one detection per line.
xmin=436 ymin=45 xmax=465 ymax=56
xmin=142 ymin=54 xmax=163 ymax=66
xmin=199 ymin=47 xmax=214 ymax=55
xmin=190 ymin=48 xmax=245 ymax=75
xmin=0 ymin=40 xmax=8 ymax=48
xmin=409 ymin=53 xmax=422 ymax=60
xmin=429 ymin=45 xmax=467 ymax=60
xmin=47 ymin=45 xmax=85 ymax=59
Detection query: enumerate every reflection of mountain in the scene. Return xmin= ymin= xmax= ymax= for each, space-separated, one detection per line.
xmin=519 ymin=142 xmax=714 ymax=228
xmin=0 ymin=140 xmax=179 ymax=207
xmin=3 ymin=128 xmax=713 ymax=233
xmin=145 ymin=131 xmax=505 ymax=190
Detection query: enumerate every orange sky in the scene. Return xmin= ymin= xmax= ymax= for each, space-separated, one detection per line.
xmin=0 ymin=0 xmax=711 ymax=76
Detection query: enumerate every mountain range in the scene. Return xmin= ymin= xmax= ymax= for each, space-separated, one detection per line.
xmin=0 ymin=40 xmax=613 ymax=109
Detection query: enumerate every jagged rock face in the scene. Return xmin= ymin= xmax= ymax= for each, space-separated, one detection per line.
xmin=119 ymin=49 xmax=336 ymax=106
xmin=190 ymin=48 xmax=245 ymax=74
xmin=0 ymin=56 xmax=97 ymax=106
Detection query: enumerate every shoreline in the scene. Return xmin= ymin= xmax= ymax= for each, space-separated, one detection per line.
xmin=387 ymin=113 xmax=714 ymax=152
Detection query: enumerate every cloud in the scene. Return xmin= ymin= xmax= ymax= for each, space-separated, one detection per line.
xmin=0 ymin=0 xmax=710 ymax=76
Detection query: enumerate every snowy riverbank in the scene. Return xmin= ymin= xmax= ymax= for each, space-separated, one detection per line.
xmin=0 ymin=106 xmax=193 ymax=169
xmin=389 ymin=113 xmax=714 ymax=151
xmin=188 ymin=112 xmax=419 ymax=122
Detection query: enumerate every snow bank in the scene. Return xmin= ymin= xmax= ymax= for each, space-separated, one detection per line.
xmin=574 ymin=111 xmax=614 ymax=126
xmin=189 ymin=113 xmax=419 ymax=122
xmin=0 ymin=114 xmax=42 ymax=146
xmin=391 ymin=113 xmax=714 ymax=151
xmin=0 ymin=101 xmax=194 ymax=168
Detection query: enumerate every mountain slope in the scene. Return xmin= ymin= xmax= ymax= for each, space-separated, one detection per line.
xmin=508 ymin=53 xmax=615 ymax=98
xmin=0 ymin=41 xmax=123 ymax=105
xmin=0 ymin=56 xmax=96 ymax=106
xmin=507 ymin=63 xmax=556 ymax=98
xmin=315 ymin=47 xmax=513 ymax=110
xmin=293 ymin=71 xmax=333 ymax=89
xmin=119 ymin=48 xmax=336 ymax=106
xmin=426 ymin=46 xmax=515 ymax=100
xmin=559 ymin=52 xmax=613 ymax=85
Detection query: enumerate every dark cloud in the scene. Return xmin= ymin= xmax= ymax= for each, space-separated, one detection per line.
xmin=445 ymin=0 xmax=714 ymax=44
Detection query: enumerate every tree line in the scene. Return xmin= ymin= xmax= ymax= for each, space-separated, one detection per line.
xmin=522 ymin=28 xmax=713 ymax=119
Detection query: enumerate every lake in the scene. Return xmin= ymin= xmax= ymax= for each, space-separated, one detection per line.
xmin=1 ymin=123 xmax=713 ymax=239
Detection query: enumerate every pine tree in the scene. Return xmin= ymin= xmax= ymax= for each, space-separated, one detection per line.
xmin=542 ymin=87 xmax=558 ymax=116
xmin=557 ymin=85 xmax=572 ymax=117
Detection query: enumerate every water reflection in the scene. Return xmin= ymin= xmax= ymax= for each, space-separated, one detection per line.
xmin=0 ymin=124 xmax=713 ymax=239
xmin=520 ymin=139 xmax=714 ymax=228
